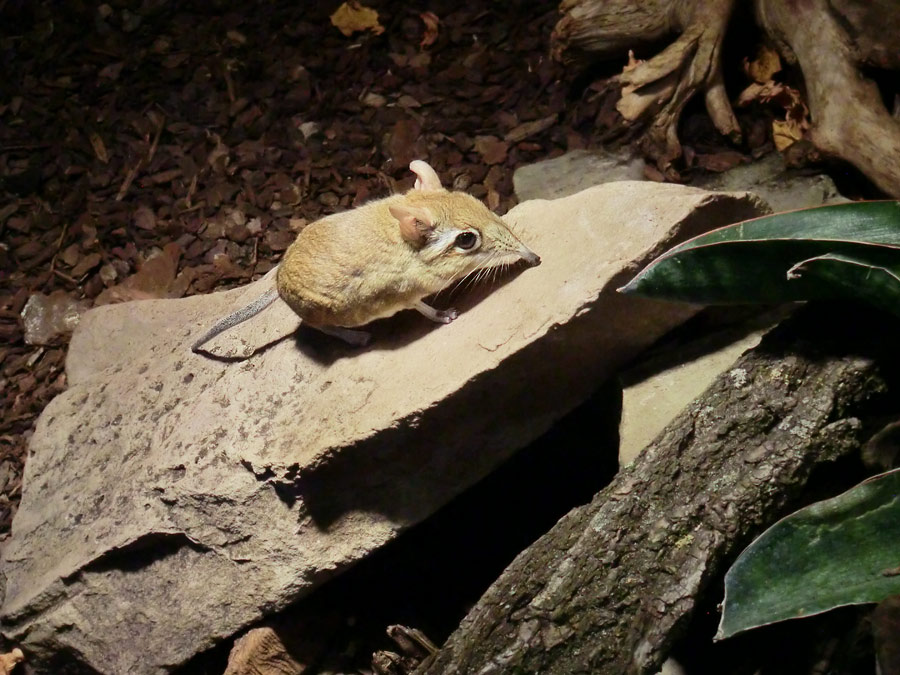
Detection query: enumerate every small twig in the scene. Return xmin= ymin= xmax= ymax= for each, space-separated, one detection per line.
xmin=185 ymin=173 xmax=198 ymax=208
xmin=176 ymin=203 xmax=204 ymax=215
xmin=48 ymin=221 xmax=69 ymax=275
xmin=52 ymin=268 xmax=78 ymax=285
xmin=115 ymin=112 xmax=165 ymax=202
xmin=116 ymin=159 xmax=143 ymax=201
xmin=223 ymin=61 xmax=236 ymax=104
xmin=146 ymin=114 xmax=165 ymax=165
xmin=0 ymin=143 xmax=51 ymax=151
xmin=250 ymin=236 xmax=259 ymax=266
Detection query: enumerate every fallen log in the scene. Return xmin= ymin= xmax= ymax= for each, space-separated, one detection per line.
xmin=417 ymin=303 xmax=900 ymax=674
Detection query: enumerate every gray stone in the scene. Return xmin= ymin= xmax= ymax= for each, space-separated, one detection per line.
xmin=692 ymin=152 xmax=849 ymax=212
xmin=514 ymin=149 xmax=848 ymax=212
xmin=512 ymin=148 xmax=646 ymax=201
xmin=0 ymin=183 xmax=768 ymax=674
xmin=21 ymin=291 xmax=91 ymax=346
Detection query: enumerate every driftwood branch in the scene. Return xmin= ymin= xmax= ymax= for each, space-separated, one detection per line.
xmin=553 ymin=0 xmax=740 ymax=173
xmin=756 ymin=0 xmax=900 ymax=198
xmin=552 ymin=0 xmax=900 ymax=196
xmin=417 ymin=304 xmax=900 ymax=675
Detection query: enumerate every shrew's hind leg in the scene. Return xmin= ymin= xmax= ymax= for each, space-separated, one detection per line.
xmin=316 ymin=325 xmax=372 ymax=346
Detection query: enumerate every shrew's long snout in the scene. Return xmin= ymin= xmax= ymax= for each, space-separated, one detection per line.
xmin=519 ymin=244 xmax=541 ymax=267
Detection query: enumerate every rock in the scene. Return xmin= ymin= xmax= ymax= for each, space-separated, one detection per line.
xmin=20 ymin=291 xmax=91 ymax=346
xmin=692 ymin=152 xmax=849 ymax=212
xmin=514 ymin=149 xmax=848 ymax=211
xmin=512 ymin=148 xmax=646 ymax=201
xmin=0 ymin=183 xmax=769 ymax=674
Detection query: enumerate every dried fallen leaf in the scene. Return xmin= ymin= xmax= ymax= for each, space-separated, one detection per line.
xmin=361 ymin=92 xmax=387 ymax=108
xmin=97 ymin=61 xmax=124 ymax=81
xmin=60 ymin=243 xmax=80 ymax=267
xmin=408 ymin=52 xmax=431 ymax=69
xmin=94 ymin=243 xmax=182 ymax=305
xmin=736 ymin=79 xmax=810 ymax=151
xmin=474 ymin=135 xmax=508 ymax=165
xmin=695 ymin=150 xmax=746 ymax=172
xmin=71 ymin=252 xmax=102 ymax=278
xmin=161 ymin=52 xmax=189 ymax=69
xmin=744 ymin=45 xmax=781 ymax=84
xmin=226 ymin=30 xmax=247 ymax=45
xmin=772 ymin=119 xmax=804 ymax=151
xmin=206 ymin=134 xmax=230 ymax=170
xmin=397 ymin=94 xmax=421 ymax=109
xmin=735 ymin=80 xmax=783 ymax=107
xmin=88 ymin=132 xmax=109 ymax=164
xmin=265 ymin=229 xmax=296 ymax=252
xmin=144 ymin=168 xmax=182 ymax=185
xmin=330 ymin=2 xmax=384 ymax=37
xmin=133 ymin=205 xmax=156 ymax=231
xmin=504 ymin=114 xmax=557 ymax=143
xmin=486 ymin=188 xmax=500 ymax=211
xmin=420 ymin=11 xmax=440 ymax=49
xmin=384 ymin=117 xmax=424 ymax=169
xmin=224 ymin=627 xmax=304 ymax=675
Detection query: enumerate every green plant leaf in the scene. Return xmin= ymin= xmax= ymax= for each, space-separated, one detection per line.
xmin=619 ymin=201 xmax=900 ymax=309
xmin=786 ymin=253 xmax=900 ymax=316
xmin=717 ymin=468 xmax=900 ymax=640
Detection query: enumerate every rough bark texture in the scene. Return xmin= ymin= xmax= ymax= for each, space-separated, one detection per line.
xmin=551 ymin=0 xmax=677 ymax=58
xmin=552 ymin=0 xmax=900 ymax=197
xmin=416 ymin=303 xmax=900 ymax=675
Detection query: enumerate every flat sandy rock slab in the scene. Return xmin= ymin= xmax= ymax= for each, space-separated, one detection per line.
xmin=1 ymin=183 xmax=767 ymax=674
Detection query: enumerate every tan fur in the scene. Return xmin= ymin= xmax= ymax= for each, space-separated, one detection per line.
xmin=277 ymin=188 xmax=536 ymax=328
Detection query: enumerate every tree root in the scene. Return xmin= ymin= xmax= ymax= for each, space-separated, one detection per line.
xmin=756 ymin=0 xmax=900 ymax=197
xmin=552 ymin=0 xmax=900 ymax=196
xmin=554 ymin=0 xmax=740 ymax=176
xmin=618 ymin=0 xmax=740 ymax=172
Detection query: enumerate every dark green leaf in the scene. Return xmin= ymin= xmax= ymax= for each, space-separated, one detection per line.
xmin=717 ymin=468 xmax=900 ymax=640
xmin=619 ymin=201 xmax=900 ymax=308
xmin=787 ymin=253 xmax=900 ymax=316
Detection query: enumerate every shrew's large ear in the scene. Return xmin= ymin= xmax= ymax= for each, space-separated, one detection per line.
xmin=389 ymin=204 xmax=436 ymax=247
xmin=409 ymin=160 xmax=443 ymax=191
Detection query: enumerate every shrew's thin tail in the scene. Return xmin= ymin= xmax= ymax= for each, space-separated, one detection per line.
xmin=191 ymin=287 xmax=280 ymax=353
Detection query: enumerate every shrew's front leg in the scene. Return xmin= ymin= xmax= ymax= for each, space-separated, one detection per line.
xmin=415 ymin=300 xmax=459 ymax=324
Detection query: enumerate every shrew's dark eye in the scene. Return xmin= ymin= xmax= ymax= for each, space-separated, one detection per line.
xmin=455 ymin=231 xmax=478 ymax=250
